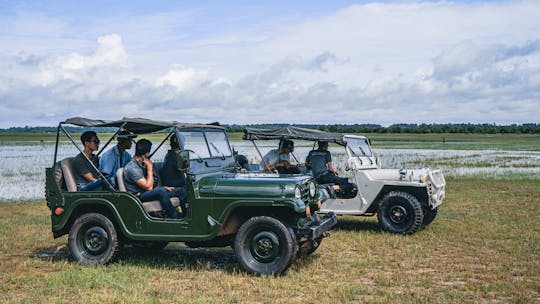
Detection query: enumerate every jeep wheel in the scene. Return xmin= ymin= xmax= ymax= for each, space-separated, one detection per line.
xmin=298 ymin=236 xmax=323 ymax=256
xmin=422 ymin=206 xmax=439 ymax=226
xmin=68 ymin=213 xmax=120 ymax=265
xmin=378 ymin=191 xmax=423 ymax=235
xmin=234 ymin=216 xmax=295 ymax=275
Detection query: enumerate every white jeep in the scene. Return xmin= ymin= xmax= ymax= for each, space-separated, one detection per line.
xmin=319 ymin=134 xmax=446 ymax=234
xmin=242 ymin=127 xmax=446 ymax=235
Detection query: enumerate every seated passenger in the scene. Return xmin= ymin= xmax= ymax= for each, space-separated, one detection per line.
xmin=73 ymin=131 xmax=111 ymax=191
xmin=260 ymin=139 xmax=300 ymax=174
xmin=306 ymin=141 xmax=354 ymax=196
xmin=100 ymin=130 xmax=137 ymax=183
xmin=160 ymin=135 xmax=188 ymax=216
xmin=123 ymin=139 xmax=180 ymax=219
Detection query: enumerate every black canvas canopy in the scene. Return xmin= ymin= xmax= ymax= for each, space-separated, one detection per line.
xmin=63 ymin=117 xmax=224 ymax=134
xmin=243 ymin=126 xmax=346 ymax=146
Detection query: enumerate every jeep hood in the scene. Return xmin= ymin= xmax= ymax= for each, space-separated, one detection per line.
xmin=364 ymin=168 xmax=431 ymax=182
xmin=207 ymin=172 xmax=312 ymax=199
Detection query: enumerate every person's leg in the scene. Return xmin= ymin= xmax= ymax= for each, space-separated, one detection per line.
xmin=80 ymin=180 xmax=103 ymax=191
xmin=170 ymin=187 xmax=188 ymax=215
xmin=80 ymin=177 xmax=114 ymax=191
xmin=317 ymin=173 xmax=352 ymax=197
xmin=140 ymin=188 xmax=179 ymax=219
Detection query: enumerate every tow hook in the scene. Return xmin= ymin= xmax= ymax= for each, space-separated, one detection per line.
xmin=323 ymin=231 xmax=331 ymax=238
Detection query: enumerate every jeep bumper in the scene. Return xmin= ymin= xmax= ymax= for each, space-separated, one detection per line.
xmin=297 ymin=212 xmax=337 ymax=240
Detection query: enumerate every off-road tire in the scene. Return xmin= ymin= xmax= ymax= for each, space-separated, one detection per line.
xmin=234 ymin=216 xmax=295 ymax=275
xmin=422 ymin=206 xmax=439 ymax=226
xmin=68 ymin=213 xmax=120 ymax=265
xmin=378 ymin=191 xmax=423 ymax=235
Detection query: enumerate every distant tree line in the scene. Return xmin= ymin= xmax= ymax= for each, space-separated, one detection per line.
xmin=1 ymin=123 xmax=539 ymax=134
xmin=226 ymin=123 xmax=540 ymax=134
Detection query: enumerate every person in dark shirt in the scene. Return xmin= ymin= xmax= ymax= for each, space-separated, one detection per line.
xmin=73 ymin=131 xmax=111 ymax=191
xmin=123 ymin=139 xmax=180 ymax=219
xmin=160 ymin=135 xmax=188 ymax=215
xmin=306 ymin=141 xmax=353 ymax=196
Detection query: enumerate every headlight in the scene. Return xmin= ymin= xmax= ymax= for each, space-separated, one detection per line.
xmin=295 ymin=186 xmax=302 ymax=199
xmin=309 ymin=181 xmax=316 ymax=197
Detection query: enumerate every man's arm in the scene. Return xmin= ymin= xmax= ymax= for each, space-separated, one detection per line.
xmin=99 ymin=151 xmax=114 ymax=176
xmin=326 ymin=151 xmax=336 ymax=175
xmin=327 ymin=162 xmax=337 ymax=175
xmin=135 ymin=159 xmax=154 ymax=191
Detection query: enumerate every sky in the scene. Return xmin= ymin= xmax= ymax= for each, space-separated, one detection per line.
xmin=0 ymin=0 xmax=539 ymax=127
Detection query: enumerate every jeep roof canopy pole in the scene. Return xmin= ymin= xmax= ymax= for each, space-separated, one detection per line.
xmin=149 ymin=129 xmax=174 ymax=159
xmin=251 ymin=139 xmax=278 ymax=173
xmin=55 ymin=122 xmax=116 ymax=191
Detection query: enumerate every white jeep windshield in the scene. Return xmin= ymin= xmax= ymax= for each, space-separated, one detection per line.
xmin=345 ymin=137 xmax=373 ymax=157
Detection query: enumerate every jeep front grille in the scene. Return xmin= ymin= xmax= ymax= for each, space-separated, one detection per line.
xmin=429 ymin=170 xmax=445 ymax=188
xmin=298 ymin=180 xmax=312 ymax=203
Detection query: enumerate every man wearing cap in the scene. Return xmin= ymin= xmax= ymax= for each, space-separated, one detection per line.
xmin=100 ymin=130 xmax=137 ymax=181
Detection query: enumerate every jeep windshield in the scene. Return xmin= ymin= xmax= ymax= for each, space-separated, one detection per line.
xmin=345 ymin=136 xmax=373 ymax=157
xmin=180 ymin=129 xmax=232 ymax=160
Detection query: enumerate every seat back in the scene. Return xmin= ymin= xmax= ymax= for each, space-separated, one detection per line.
xmin=116 ymin=168 xmax=127 ymax=192
xmin=60 ymin=157 xmax=77 ymax=192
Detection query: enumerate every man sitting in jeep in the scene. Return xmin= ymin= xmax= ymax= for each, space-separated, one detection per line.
xmin=306 ymin=141 xmax=354 ymax=197
xmin=73 ymin=131 xmax=111 ymax=191
xmin=261 ymin=139 xmax=300 ymax=174
xmin=123 ymin=139 xmax=180 ymax=219
xmin=160 ymin=135 xmax=188 ymax=215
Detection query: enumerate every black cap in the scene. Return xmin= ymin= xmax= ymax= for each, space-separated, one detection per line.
xmin=117 ymin=130 xmax=137 ymax=140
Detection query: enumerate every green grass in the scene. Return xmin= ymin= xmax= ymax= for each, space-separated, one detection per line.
xmin=1 ymin=178 xmax=539 ymax=303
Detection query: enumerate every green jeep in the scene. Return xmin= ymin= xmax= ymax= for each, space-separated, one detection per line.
xmin=45 ymin=117 xmax=336 ymax=275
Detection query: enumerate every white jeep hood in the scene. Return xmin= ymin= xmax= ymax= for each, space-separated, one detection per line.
xmin=364 ymin=168 xmax=431 ymax=182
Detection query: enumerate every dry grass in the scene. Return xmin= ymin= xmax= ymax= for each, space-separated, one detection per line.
xmin=1 ymin=178 xmax=539 ymax=303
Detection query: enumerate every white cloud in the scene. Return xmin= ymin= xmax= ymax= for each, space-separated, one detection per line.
xmin=1 ymin=1 xmax=540 ymax=127
xmin=156 ymin=66 xmax=210 ymax=91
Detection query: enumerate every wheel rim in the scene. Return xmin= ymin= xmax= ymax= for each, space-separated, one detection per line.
xmin=389 ymin=205 xmax=408 ymax=224
xmin=246 ymin=230 xmax=282 ymax=263
xmin=78 ymin=224 xmax=110 ymax=256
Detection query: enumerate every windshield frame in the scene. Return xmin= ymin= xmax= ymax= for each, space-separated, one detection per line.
xmin=177 ymin=127 xmax=233 ymax=161
xmin=344 ymin=135 xmax=373 ymax=158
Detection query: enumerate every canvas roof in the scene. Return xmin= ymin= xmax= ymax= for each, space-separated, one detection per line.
xmin=63 ymin=117 xmax=225 ymax=134
xmin=243 ymin=126 xmax=346 ymax=146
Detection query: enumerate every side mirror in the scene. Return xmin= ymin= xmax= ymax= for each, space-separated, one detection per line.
xmin=178 ymin=150 xmax=190 ymax=171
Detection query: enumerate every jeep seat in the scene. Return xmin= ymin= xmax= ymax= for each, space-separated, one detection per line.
xmin=116 ymin=168 xmax=180 ymax=213
xmin=60 ymin=157 xmax=77 ymax=192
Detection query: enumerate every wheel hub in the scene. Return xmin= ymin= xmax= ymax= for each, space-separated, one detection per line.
xmin=390 ymin=205 xmax=408 ymax=224
xmin=82 ymin=226 xmax=109 ymax=255
xmin=250 ymin=231 xmax=280 ymax=262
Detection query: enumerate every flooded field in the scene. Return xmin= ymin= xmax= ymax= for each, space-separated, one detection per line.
xmin=1 ymin=140 xmax=539 ymax=201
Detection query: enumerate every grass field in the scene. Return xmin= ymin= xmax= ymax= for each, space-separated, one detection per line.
xmin=1 ymin=178 xmax=539 ymax=303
